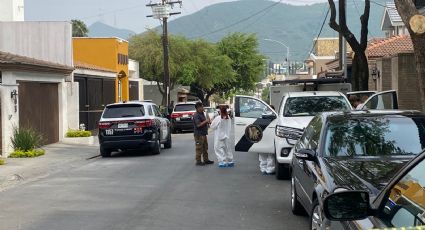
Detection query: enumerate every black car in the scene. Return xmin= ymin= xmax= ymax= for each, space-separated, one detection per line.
xmin=290 ymin=110 xmax=425 ymax=229
xmin=98 ymin=101 xmax=172 ymax=157
xmin=323 ymin=148 xmax=425 ymax=229
xmin=170 ymin=102 xmax=197 ymax=133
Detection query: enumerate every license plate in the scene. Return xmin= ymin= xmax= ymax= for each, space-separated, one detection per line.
xmin=118 ymin=123 xmax=128 ymax=129
xmin=105 ymin=129 xmax=114 ymax=135
xmin=182 ymin=114 xmax=189 ymax=118
xmin=176 ymin=118 xmax=180 ymax=121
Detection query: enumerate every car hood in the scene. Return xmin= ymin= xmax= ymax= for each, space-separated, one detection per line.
xmin=323 ymin=157 xmax=412 ymax=196
xmin=279 ymin=116 xmax=314 ymax=129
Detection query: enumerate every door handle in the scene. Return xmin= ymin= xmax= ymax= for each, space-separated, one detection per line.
xmin=235 ymin=122 xmax=247 ymax=126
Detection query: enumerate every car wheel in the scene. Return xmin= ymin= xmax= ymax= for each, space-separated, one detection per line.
xmin=275 ymin=154 xmax=290 ymax=180
xmin=152 ymin=138 xmax=161 ymax=155
xmin=310 ymin=200 xmax=324 ymax=230
xmin=171 ymin=127 xmax=177 ymax=134
xmin=164 ymin=132 xmax=172 ymax=149
xmin=291 ymin=175 xmax=306 ymax=215
xmin=100 ymin=146 xmax=111 ymax=158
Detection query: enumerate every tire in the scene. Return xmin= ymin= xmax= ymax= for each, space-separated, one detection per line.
xmin=275 ymin=154 xmax=290 ymax=180
xmin=310 ymin=199 xmax=324 ymax=230
xmin=100 ymin=146 xmax=111 ymax=158
xmin=152 ymin=138 xmax=161 ymax=155
xmin=291 ymin=175 xmax=306 ymax=215
xmin=164 ymin=132 xmax=172 ymax=149
xmin=171 ymin=127 xmax=177 ymax=134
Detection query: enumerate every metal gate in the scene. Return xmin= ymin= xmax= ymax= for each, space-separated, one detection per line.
xmin=129 ymin=81 xmax=139 ymax=101
xmin=75 ymin=76 xmax=115 ymax=131
xmin=18 ymin=82 xmax=59 ymax=145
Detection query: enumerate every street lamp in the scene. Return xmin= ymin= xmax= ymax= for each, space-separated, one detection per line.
xmin=264 ymin=38 xmax=290 ymax=75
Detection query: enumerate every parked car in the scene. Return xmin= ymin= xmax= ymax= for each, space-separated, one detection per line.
xmin=323 ymin=148 xmax=425 ymax=229
xmin=274 ymin=91 xmax=352 ymax=179
xmin=98 ymin=101 xmax=172 ymax=157
xmin=290 ymin=110 xmax=425 ymax=229
xmin=204 ymin=107 xmax=216 ymax=120
xmin=170 ymin=102 xmax=197 ymax=133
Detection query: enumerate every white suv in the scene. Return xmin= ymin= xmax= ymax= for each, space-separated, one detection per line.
xmin=274 ymin=91 xmax=352 ymax=179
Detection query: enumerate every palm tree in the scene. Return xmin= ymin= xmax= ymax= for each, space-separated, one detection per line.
xmin=71 ymin=19 xmax=89 ymax=37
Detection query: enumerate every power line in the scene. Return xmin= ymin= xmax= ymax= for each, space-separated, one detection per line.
xmin=189 ymin=0 xmax=283 ymax=39
xmin=305 ymin=7 xmax=330 ymax=60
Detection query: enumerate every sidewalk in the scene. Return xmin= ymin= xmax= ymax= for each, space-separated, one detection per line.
xmin=0 ymin=142 xmax=100 ymax=192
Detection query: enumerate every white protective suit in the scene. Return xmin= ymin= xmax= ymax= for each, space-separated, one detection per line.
xmin=210 ymin=116 xmax=233 ymax=166
xmin=259 ymin=153 xmax=275 ymax=174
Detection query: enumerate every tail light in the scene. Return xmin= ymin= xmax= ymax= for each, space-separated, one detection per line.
xmin=98 ymin=122 xmax=112 ymax=129
xmin=170 ymin=113 xmax=181 ymax=119
xmin=135 ymin=119 xmax=154 ymax=127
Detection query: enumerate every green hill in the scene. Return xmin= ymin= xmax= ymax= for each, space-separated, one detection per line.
xmin=166 ymin=0 xmax=387 ymax=62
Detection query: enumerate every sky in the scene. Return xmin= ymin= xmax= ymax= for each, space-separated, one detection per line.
xmin=25 ymin=0 xmax=327 ymax=32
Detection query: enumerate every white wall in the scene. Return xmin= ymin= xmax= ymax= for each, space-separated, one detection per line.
xmin=0 ymin=0 xmax=24 ymax=21
xmin=0 ymin=22 xmax=72 ymax=66
xmin=0 ymin=77 xmax=19 ymax=156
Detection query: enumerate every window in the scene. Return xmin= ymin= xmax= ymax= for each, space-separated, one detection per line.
xmin=324 ymin=117 xmax=425 ymax=157
xmin=283 ymin=96 xmax=350 ymax=117
xmin=238 ymin=97 xmax=272 ymax=119
xmin=379 ymin=158 xmax=425 ymax=227
xmin=295 ymin=116 xmax=322 ymax=151
xmin=102 ymin=104 xmax=144 ymax=118
xmin=147 ymin=105 xmax=154 ymax=116
xmin=174 ymin=104 xmax=196 ymax=112
xmin=153 ymin=105 xmax=162 ymax=117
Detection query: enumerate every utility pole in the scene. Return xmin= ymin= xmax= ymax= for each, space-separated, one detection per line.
xmin=339 ymin=0 xmax=347 ymax=79
xmin=147 ymin=0 xmax=182 ymax=108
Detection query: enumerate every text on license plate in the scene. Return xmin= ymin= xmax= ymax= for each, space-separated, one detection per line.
xmin=118 ymin=123 xmax=128 ymax=129
xmin=105 ymin=129 xmax=114 ymax=135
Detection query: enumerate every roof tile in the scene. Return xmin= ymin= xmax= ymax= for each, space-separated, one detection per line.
xmin=367 ymin=35 xmax=413 ymax=58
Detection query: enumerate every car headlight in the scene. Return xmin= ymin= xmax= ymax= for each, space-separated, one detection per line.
xmin=275 ymin=125 xmax=304 ymax=140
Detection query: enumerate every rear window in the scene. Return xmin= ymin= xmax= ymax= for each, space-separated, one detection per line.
xmin=174 ymin=104 xmax=196 ymax=112
xmin=283 ymin=96 xmax=350 ymax=117
xmin=102 ymin=104 xmax=145 ymax=118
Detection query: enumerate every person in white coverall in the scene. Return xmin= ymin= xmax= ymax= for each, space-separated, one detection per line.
xmin=210 ymin=106 xmax=234 ymax=168
xmin=259 ymin=105 xmax=276 ymax=175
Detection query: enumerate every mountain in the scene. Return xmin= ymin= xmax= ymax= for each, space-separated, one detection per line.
xmin=165 ymin=0 xmax=387 ymax=61
xmin=88 ymin=22 xmax=136 ymax=40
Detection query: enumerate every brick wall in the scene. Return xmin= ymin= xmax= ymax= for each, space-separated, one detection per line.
xmin=396 ymin=53 xmax=422 ymax=111
xmin=381 ymin=58 xmax=393 ymax=91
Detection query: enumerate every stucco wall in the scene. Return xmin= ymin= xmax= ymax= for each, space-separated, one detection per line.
xmin=0 ymin=0 xmax=24 ymax=21
xmin=0 ymin=80 xmax=19 ymax=157
xmin=0 ymin=22 xmax=72 ymax=66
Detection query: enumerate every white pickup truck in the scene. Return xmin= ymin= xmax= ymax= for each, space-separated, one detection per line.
xmin=232 ymin=79 xmax=398 ymax=180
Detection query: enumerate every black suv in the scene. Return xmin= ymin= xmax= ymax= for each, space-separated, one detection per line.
xmin=290 ymin=110 xmax=425 ymax=229
xmin=98 ymin=101 xmax=172 ymax=157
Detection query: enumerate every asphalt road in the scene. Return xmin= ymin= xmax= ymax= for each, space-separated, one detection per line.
xmin=0 ymin=133 xmax=309 ymax=230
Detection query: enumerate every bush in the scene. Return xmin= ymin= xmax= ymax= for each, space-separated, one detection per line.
xmin=9 ymin=149 xmax=45 ymax=158
xmin=0 ymin=159 xmax=5 ymax=165
xmin=66 ymin=130 xmax=92 ymax=137
xmin=11 ymin=127 xmax=43 ymax=152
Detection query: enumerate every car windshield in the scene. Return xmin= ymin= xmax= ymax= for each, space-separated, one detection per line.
xmin=283 ymin=96 xmax=350 ymax=117
xmin=102 ymin=104 xmax=145 ymax=118
xmin=324 ymin=116 xmax=425 ymax=157
xmin=174 ymin=104 xmax=196 ymax=112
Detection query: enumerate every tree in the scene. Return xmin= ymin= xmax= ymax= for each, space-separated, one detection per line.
xmin=217 ymin=33 xmax=265 ymax=94
xmin=181 ymin=40 xmax=236 ymax=105
xmin=129 ymin=30 xmax=193 ymax=105
xmin=327 ymin=0 xmax=370 ymax=91
xmin=71 ymin=19 xmax=89 ymax=37
xmin=394 ymin=1 xmax=425 ymax=111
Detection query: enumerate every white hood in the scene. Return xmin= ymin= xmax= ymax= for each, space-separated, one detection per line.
xmin=279 ymin=116 xmax=314 ymax=129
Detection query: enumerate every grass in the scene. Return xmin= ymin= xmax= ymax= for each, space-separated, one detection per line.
xmin=66 ymin=129 xmax=92 ymax=138
xmin=9 ymin=149 xmax=45 ymax=158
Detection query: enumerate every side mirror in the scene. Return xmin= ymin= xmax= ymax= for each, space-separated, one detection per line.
xmin=262 ymin=113 xmax=277 ymax=120
xmin=294 ymin=149 xmax=316 ymax=161
xmin=323 ymin=191 xmax=372 ymax=221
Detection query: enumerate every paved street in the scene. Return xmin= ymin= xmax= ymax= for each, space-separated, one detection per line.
xmin=0 ymin=134 xmax=308 ymax=230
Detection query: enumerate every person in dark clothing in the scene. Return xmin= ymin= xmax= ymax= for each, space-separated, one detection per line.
xmin=193 ymin=102 xmax=214 ymax=166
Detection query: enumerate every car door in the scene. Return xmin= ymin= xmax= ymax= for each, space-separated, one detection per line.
xmin=359 ymin=90 xmax=398 ymax=110
xmin=153 ymin=105 xmax=168 ymax=141
xmin=234 ymin=96 xmax=277 ymax=154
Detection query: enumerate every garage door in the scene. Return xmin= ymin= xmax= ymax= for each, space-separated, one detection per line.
xmin=18 ymin=82 xmax=59 ymax=145
xmin=129 ymin=81 xmax=139 ymax=101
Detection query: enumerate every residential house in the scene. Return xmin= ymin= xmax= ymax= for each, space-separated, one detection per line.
xmin=0 ymin=0 xmax=24 ymax=21
xmin=129 ymin=59 xmax=143 ymax=101
xmin=0 ymin=21 xmax=78 ymax=156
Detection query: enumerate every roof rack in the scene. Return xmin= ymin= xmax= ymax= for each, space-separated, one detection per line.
xmin=272 ymin=78 xmax=348 ymax=86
